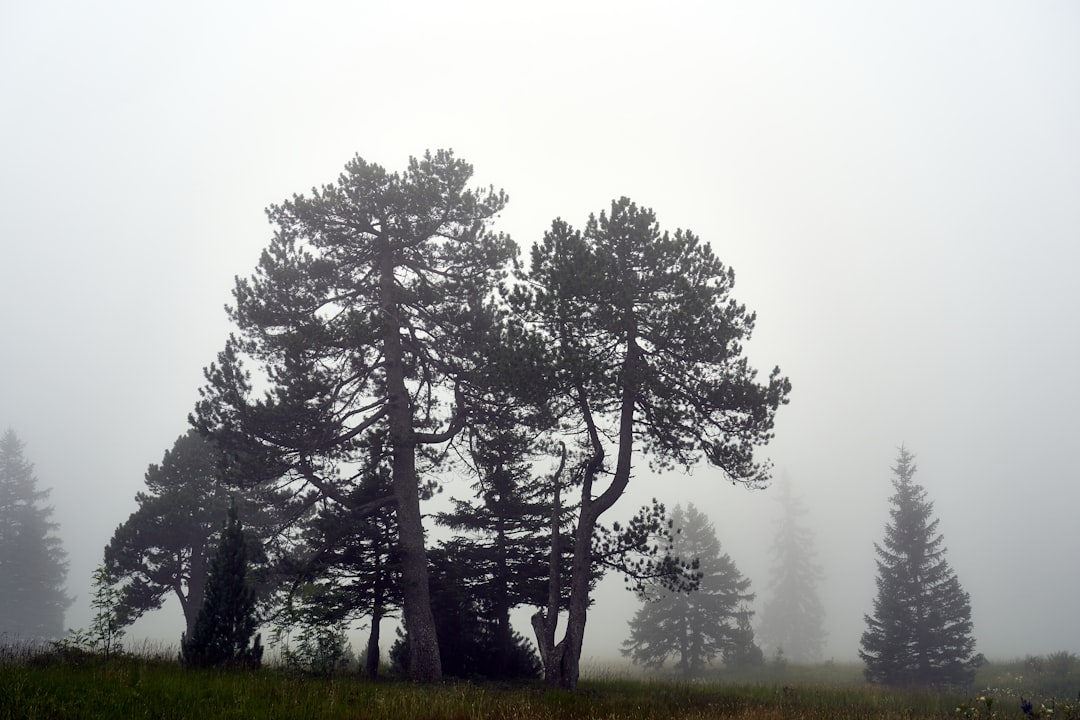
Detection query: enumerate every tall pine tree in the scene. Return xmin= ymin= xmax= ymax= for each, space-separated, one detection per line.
xmin=181 ymin=499 xmax=263 ymax=669
xmin=860 ymin=447 xmax=977 ymax=687
xmin=0 ymin=429 xmax=71 ymax=640
xmin=757 ymin=475 xmax=826 ymax=664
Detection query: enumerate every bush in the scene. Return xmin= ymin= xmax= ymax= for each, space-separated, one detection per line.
xmin=278 ymin=623 xmax=355 ymax=677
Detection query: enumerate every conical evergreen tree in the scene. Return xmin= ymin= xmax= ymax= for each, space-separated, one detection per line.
xmin=622 ymin=504 xmax=757 ymax=677
xmin=757 ymin=476 xmax=826 ymax=663
xmin=181 ymin=499 xmax=263 ymax=669
xmin=860 ymin=447 xmax=977 ymax=687
xmin=0 ymin=429 xmax=71 ymax=640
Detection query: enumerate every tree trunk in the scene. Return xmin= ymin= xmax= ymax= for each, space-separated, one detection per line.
xmin=380 ymin=244 xmax=441 ymax=682
xmin=532 ymin=444 xmax=566 ymax=685
xmin=365 ymin=604 xmax=382 ymax=679
xmin=553 ymin=504 xmax=598 ymax=689
xmin=181 ymin=540 xmax=208 ymax=637
xmin=542 ymin=343 xmax=640 ymax=690
xmin=492 ymin=510 xmax=512 ymax=673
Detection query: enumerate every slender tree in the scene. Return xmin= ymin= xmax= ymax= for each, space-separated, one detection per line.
xmin=757 ymin=475 xmax=826 ymax=664
xmin=181 ymin=500 xmax=264 ymax=669
xmin=0 ymin=429 xmax=71 ymax=640
xmin=622 ymin=504 xmax=757 ymax=677
xmin=860 ymin=447 xmax=977 ymax=687
xmin=194 ymin=150 xmax=515 ymax=681
xmin=517 ymin=198 xmax=790 ymax=688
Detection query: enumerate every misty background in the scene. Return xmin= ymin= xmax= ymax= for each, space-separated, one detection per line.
xmin=2 ymin=1 xmax=1077 ymax=663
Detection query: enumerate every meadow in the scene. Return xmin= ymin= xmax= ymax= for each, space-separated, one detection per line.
xmin=2 ymin=640 xmax=1078 ymax=720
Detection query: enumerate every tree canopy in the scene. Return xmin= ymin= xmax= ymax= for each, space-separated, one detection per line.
xmin=860 ymin=447 xmax=977 ymax=687
xmin=104 ymin=430 xmax=276 ymax=637
xmin=188 ymin=153 xmax=787 ymax=688
xmin=194 ymin=150 xmax=516 ymax=681
xmin=517 ymin=198 xmax=790 ymax=688
xmin=0 ymin=429 xmax=70 ymax=640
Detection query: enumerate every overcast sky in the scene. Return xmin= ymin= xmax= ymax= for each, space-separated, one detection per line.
xmin=2 ymin=1 xmax=1078 ymax=663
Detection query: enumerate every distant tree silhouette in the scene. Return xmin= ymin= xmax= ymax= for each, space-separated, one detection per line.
xmin=622 ymin=504 xmax=758 ymax=677
xmin=757 ymin=475 xmax=826 ymax=663
xmin=0 ymin=429 xmax=71 ymax=639
xmin=181 ymin=500 xmax=263 ymax=669
xmin=860 ymin=447 xmax=977 ymax=687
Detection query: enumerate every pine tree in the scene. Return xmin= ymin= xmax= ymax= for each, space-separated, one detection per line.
xmin=436 ymin=404 xmax=566 ymax=679
xmin=181 ymin=500 xmax=263 ymax=669
xmin=104 ymin=430 xmax=278 ymax=637
xmin=278 ymin=438 xmax=401 ymax=679
xmin=0 ymin=429 xmax=71 ymax=640
xmin=860 ymin=447 xmax=977 ymax=687
xmin=757 ymin=476 xmax=826 ymax=664
xmin=622 ymin=504 xmax=757 ymax=677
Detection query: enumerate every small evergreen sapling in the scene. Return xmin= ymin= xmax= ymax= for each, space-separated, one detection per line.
xmin=181 ymin=500 xmax=263 ymax=669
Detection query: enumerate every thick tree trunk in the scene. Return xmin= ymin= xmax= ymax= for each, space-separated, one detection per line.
xmin=380 ymin=245 xmax=441 ymax=682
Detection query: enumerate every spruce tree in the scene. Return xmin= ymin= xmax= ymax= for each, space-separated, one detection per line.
xmin=757 ymin=476 xmax=826 ymax=664
xmin=860 ymin=447 xmax=977 ymax=687
xmin=0 ymin=429 xmax=71 ymax=640
xmin=622 ymin=504 xmax=757 ymax=677
xmin=181 ymin=500 xmax=263 ymax=669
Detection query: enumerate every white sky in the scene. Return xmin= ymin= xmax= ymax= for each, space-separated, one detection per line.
xmin=2 ymin=1 xmax=1078 ymax=662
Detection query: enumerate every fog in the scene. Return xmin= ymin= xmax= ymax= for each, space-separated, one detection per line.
xmin=2 ymin=2 xmax=1078 ymax=663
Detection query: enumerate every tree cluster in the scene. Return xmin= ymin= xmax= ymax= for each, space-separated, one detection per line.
xmin=105 ymin=150 xmax=789 ymax=687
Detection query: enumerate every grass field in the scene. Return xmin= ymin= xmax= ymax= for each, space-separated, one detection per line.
xmin=2 ymin=641 xmax=1077 ymax=719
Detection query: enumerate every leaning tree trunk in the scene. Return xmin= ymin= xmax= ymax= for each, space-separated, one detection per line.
xmin=553 ymin=501 xmax=600 ymax=689
xmin=544 ymin=343 xmax=640 ymax=689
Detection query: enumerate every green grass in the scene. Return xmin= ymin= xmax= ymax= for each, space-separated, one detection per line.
xmin=2 ymin=644 xmax=1078 ymax=720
